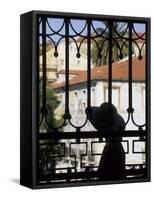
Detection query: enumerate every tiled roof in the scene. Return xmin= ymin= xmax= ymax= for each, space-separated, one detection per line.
xmin=57 ymin=69 xmax=84 ymax=75
xmin=49 ymin=56 xmax=145 ymax=89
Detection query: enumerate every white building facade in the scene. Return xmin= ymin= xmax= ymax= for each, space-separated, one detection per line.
xmin=49 ymin=56 xmax=146 ymax=169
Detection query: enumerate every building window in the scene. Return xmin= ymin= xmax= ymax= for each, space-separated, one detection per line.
xmin=91 ymin=88 xmax=95 ymax=106
xmin=74 ymin=91 xmax=78 ymax=115
xmin=74 ymin=91 xmax=78 ymax=98
xmin=82 ymin=90 xmax=86 ymax=100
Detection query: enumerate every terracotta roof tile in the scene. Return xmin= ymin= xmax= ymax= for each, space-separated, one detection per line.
xmin=57 ymin=69 xmax=84 ymax=75
xmin=49 ymin=56 xmax=145 ymax=89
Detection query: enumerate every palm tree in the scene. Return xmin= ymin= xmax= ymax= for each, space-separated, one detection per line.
xmin=92 ymin=22 xmax=129 ymax=66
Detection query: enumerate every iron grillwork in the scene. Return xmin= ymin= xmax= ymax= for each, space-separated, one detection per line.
xmin=20 ymin=11 xmax=150 ymax=189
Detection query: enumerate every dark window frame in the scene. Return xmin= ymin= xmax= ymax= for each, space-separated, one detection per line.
xmin=20 ymin=10 xmax=151 ymax=189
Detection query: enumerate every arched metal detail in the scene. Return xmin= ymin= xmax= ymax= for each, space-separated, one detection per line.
xmin=20 ymin=11 xmax=150 ymax=189
xmin=38 ymin=16 xmax=146 ymax=131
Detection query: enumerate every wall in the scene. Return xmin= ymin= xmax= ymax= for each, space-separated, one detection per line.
xmin=55 ymin=80 xmax=145 ymax=131
xmin=39 ymin=38 xmax=89 ymax=82
xmin=0 ymin=0 xmax=153 ymax=200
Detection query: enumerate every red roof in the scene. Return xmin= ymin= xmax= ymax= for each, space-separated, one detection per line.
xmin=49 ymin=56 xmax=145 ymax=89
xmin=57 ymin=69 xmax=84 ymax=75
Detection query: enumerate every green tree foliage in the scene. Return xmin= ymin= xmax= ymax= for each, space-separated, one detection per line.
xmin=39 ymin=77 xmax=64 ymax=174
xmin=92 ymin=22 xmax=130 ymax=66
xmin=39 ymin=77 xmax=63 ymax=132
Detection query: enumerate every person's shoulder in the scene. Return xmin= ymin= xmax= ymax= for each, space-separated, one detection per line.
xmin=113 ymin=114 xmax=125 ymax=130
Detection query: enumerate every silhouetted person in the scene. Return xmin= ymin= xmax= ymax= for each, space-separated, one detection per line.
xmin=86 ymin=102 xmax=126 ymax=180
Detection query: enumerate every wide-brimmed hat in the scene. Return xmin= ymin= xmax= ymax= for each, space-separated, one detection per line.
xmin=85 ymin=102 xmax=125 ymax=131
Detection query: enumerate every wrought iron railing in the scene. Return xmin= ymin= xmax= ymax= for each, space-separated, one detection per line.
xmin=37 ymin=14 xmax=149 ymax=185
xmin=38 ymin=131 xmax=147 ymax=184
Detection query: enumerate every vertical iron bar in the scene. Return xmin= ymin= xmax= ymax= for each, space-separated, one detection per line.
xmin=145 ymin=20 xmax=151 ymax=179
xmin=87 ymin=20 xmax=91 ymax=108
xmin=65 ymin=19 xmax=70 ymax=117
xmin=36 ymin=14 xmax=40 ymax=184
xmin=145 ymin=21 xmax=150 ymax=131
xmin=128 ymin=22 xmax=133 ymax=110
xmin=42 ymin=16 xmax=47 ymax=114
xmin=108 ymin=21 xmax=113 ymax=104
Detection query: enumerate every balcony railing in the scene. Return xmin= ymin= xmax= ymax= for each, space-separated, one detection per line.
xmin=37 ymin=13 xmax=150 ymax=185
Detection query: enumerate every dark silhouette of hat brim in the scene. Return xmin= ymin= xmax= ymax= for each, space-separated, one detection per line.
xmin=86 ymin=104 xmax=125 ymax=131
